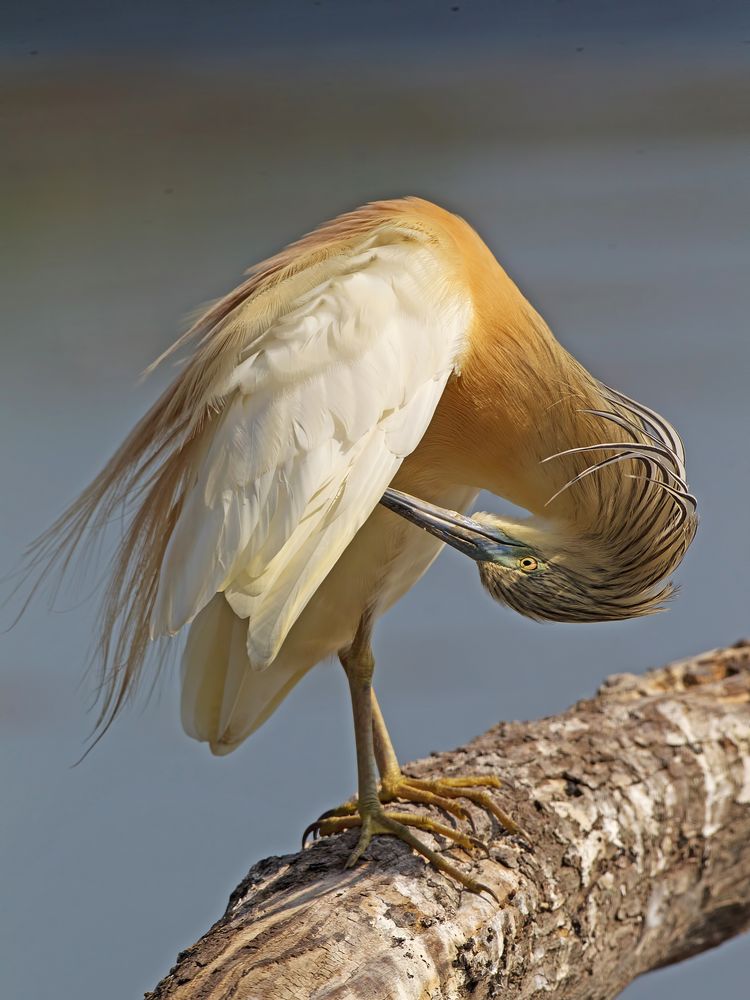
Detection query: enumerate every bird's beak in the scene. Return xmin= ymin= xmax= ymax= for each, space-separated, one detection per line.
xmin=380 ymin=488 xmax=522 ymax=562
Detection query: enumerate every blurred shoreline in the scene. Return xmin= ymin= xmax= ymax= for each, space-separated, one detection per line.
xmin=4 ymin=49 xmax=748 ymax=143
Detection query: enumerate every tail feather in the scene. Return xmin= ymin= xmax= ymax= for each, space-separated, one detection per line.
xmin=181 ymin=594 xmax=309 ymax=754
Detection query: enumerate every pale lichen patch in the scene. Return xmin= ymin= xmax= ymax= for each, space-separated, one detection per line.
xmin=624 ymin=783 xmax=657 ymax=837
xmin=738 ymin=755 xmax=750 ymax=804
xmin=577 ymin=829 xmax=608 ymax=886
xmin=658 ymin=701 xmax=728 ymax=836
xmin=643 ymin=882 xmax=667 ymax=932
xmin=545 ymin=795 xmax=598 ymax=832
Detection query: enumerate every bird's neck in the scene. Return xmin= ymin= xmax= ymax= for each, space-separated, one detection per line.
xmin=416 ymin=314 xmax=628 ymax=534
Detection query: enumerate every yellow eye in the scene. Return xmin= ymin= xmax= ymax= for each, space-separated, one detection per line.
xmin=518 ymin=556 xmax=539 ymax=573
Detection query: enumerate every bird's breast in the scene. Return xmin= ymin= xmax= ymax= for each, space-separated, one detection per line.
xmin=281 ymin=483 xmax=479 ymax=663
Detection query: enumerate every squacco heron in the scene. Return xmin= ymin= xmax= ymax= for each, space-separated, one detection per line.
xmin=24 ymin=197 xmax=696 ymax=895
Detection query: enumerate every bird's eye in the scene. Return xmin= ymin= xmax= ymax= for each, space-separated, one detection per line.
xmin=518 ymin=557 xmax=539 ymax=573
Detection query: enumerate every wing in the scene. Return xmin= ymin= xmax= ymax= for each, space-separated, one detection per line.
xmin=19 ymin=200 xmax=473 ymax=737
xmin=152 ymin=237 xmax=472 ymax=668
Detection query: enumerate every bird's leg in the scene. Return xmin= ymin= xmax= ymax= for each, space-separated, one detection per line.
xmin=371 ymin=688 xmax=525 ymax=839
xmin=371 ymin=691 xmax=471 ymax=822
xmin=338 ymin=612 xmax=382 ymax=866
xmin=370 ymin=688 xmax=401 ymax=780
xmin=306 ymin=612 xmax=497 ymax=897
xmin=303 ymin=687 xmax=477 ymax=829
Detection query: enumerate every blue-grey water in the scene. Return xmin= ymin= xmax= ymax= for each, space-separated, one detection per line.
xmin=2 ymin=6 xmax=749 ymax=998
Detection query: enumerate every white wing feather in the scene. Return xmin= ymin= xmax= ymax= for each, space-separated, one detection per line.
xmin=152 ymin=241 xmax=471 ymax=668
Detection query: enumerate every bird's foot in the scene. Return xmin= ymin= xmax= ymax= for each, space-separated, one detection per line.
xmin=307 ymin=805 xmax=485 ymax=855
xmin=380 ymin=772 xmax=527 ymax=839
xmin=301 ymin=776 xmax=476 ymax=847
xmin=311 ymin=802 xmax=501 ymax=900
xmin=302 ymin=772 xmax=527 ymax=848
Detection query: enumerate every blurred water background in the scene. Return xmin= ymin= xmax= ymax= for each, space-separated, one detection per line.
xmin=2 ymin=3 xmax=748 ymax=997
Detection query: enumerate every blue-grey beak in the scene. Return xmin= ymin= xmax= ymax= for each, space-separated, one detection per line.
xmin=380 ymin=488 xmax=522 ymax=562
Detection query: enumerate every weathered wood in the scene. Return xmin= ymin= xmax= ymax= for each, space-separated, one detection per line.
xmin=147 ymin=643 xmax=750 ymax=999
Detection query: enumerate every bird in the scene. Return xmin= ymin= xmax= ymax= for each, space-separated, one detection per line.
xmin=22 ymin=196 xmax=696 ymax=895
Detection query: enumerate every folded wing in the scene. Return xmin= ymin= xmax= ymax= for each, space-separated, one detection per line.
xmin=152 ymin=237 xmax=472 ymax=668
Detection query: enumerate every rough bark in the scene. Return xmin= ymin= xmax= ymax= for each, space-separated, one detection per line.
xmin=147 ymin=642 xmax=750 ymax=999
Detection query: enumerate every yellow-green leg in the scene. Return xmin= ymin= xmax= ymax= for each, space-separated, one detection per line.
xmin=305 ymin=613 xmax=502 ymax=898
xmin=371 ymin=689 xmax=525 ymax=838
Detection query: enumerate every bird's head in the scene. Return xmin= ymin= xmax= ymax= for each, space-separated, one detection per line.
xmin=381 ymin=488 xmax=696 ymax=624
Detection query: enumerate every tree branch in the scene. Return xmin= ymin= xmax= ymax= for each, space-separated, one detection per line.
xmin=147 ymin=642 xmax=750 ymax=999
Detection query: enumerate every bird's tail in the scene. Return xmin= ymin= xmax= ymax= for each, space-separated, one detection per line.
xmin=180 ymin=594 xmax=308 ymax=755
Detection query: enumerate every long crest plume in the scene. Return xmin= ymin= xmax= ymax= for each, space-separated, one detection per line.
xmin=541 ymin=383 xmax=697 ymax=615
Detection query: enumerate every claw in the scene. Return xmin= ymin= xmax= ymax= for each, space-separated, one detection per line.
xmin=472 ymin=881 xmax=503 ymax=904
xmin=301 ymin=821 xmax=318 ymax=848
xmin=302 ymin=798 xmax=359 ymax=847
